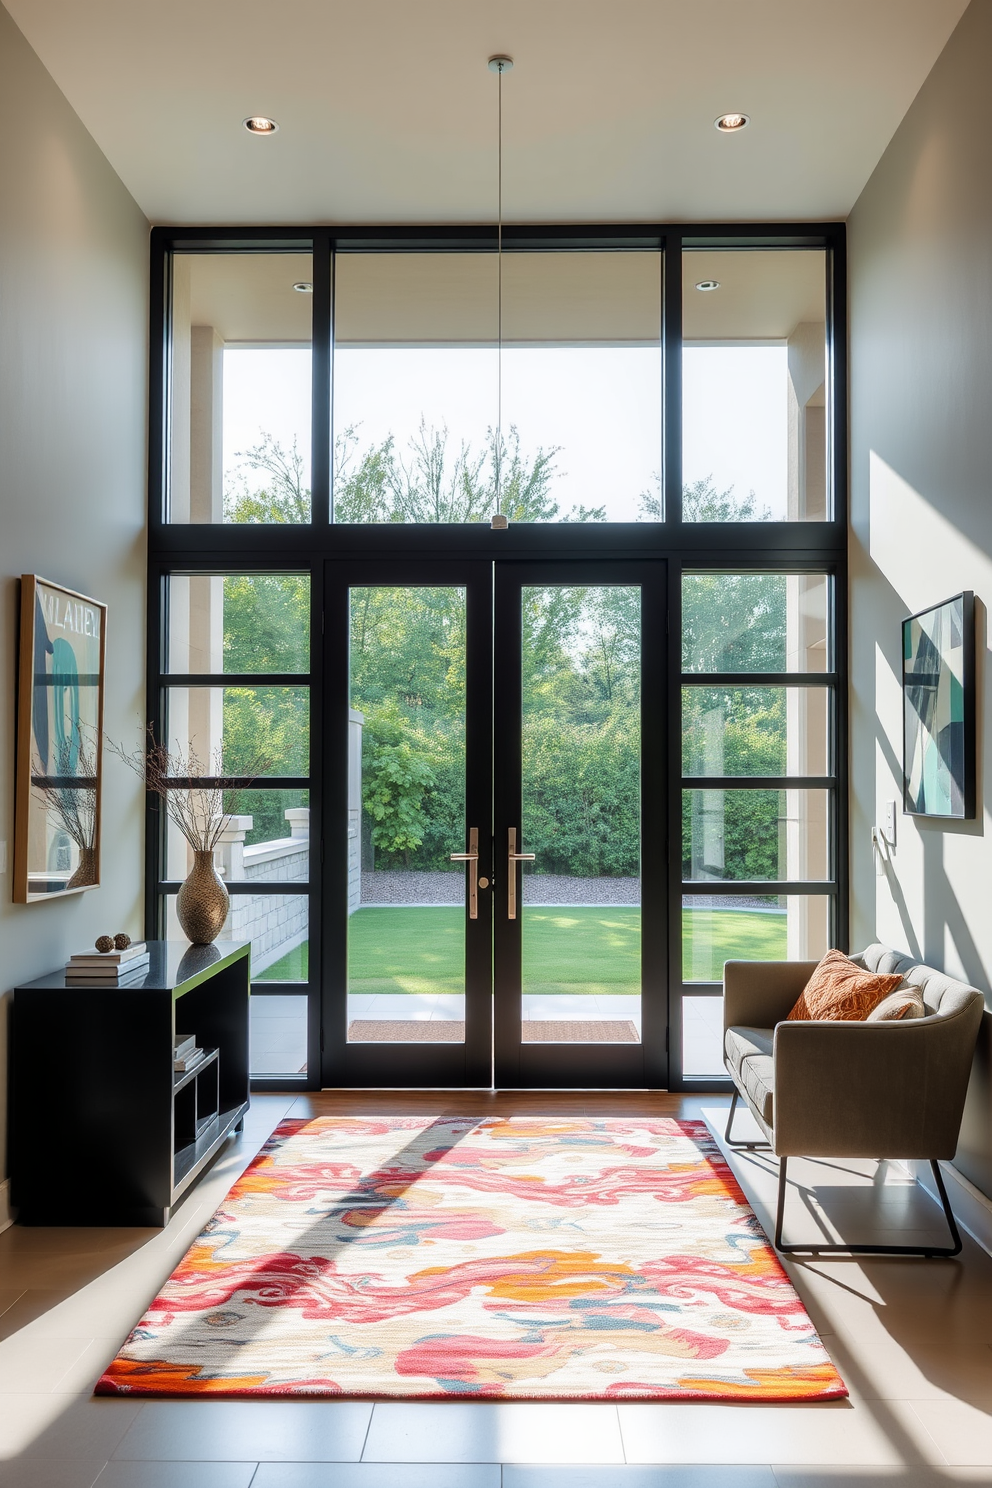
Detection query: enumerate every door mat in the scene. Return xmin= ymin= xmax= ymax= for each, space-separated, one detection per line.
xmin=348 ymin=1020 xmax=465 ymax=1042
xmin=96 ymin=1115 xmax=846 ymax=1401
xmin=522 ymin=1019 xmax=639 ymax=1043
xmin=347 ymin=1020 xmax=639 ymax=1043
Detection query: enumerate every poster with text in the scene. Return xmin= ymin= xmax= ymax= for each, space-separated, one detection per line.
xmin=15 ymin=575 xmax=107 ymax=901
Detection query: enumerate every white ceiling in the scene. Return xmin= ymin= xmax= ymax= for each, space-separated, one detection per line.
xmin=6 ymin=0 xmax=970 ymax=226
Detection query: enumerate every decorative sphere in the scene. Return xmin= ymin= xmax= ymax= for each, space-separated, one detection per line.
xmin=95 ymin=935 xmax=114 ymax=953
xmin=113 ymin=933 xmax=132 ymax=950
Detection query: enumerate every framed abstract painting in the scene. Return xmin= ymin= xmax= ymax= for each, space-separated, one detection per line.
xmin=903 ymin=591 xmax=975 ymax=819
xmin=14 ymin=575 xmax=107 ymax=901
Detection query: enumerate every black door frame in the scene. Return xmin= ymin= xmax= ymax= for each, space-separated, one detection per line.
xmin=322 ymin=558 xmax=494 ymax=1088
xmin=322 ymin=556 xmax=670 ymax=1091
xmin=145 ymin=221 xmax=848 ymax=1094
xmin=493 ymin=560 xmax=669 ymax=1089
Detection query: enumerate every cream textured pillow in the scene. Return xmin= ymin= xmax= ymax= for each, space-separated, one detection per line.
xmin=787 ymin=949 xmax=903 ymax=1022
xmin=866 ymin=987 xmax=928 ymax=1022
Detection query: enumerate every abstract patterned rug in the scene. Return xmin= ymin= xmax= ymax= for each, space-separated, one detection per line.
xmin=96 ymin=1116 xmax=846 ymax=1401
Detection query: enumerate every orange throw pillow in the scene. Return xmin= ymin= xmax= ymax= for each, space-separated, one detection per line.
xmin=787 ymin=949 xmax=903 ymax=1022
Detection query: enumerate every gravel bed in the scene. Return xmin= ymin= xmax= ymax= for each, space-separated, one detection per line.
xmin=524 ymin=876 xmax=640 ymax=905
xmin=361 ymin=872 xmax=640 ymax=906
xmin=361 ymin=873 xmax=783 ymax=911
xmin=361 ymin=872 xmax=462 ymax=905
xmin=682 ymin=894 xmax=786 ymax=912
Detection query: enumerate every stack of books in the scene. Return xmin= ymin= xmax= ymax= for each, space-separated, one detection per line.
xmin=65 ymin=942 xmax=150 ymax=984
xmin=174 ymin=1034 xmax=206 ymax=1074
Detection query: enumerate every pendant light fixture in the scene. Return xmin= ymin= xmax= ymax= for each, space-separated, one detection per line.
xmin=488 ymin=55 xmax=513 ymax=528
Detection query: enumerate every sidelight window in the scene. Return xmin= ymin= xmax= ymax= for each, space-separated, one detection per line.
xmin=153 ymin=572 xmax=313 ymax=1078
xmin=679 ymin=569 xmax=839 ymax=1078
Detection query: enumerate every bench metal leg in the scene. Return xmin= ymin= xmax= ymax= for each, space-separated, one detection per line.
xmin=723 ymin=1088 xmax=771 ymax=1151
xmin=773 ymin=1155 xmax=963 ymax=1258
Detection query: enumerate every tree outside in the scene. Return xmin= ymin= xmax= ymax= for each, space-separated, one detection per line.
xmin=220 ymin=425 xmax=792 ymax=1000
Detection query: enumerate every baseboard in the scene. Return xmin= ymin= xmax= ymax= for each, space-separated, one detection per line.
xmin=912 ymin=1159 xmax=992 ymax=1260
xmin=0 ymin=1179 xmax=12 ymax=1234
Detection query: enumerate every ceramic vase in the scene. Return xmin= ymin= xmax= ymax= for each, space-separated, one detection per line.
xmin=176 ymin=849 xmax=230 ymax=944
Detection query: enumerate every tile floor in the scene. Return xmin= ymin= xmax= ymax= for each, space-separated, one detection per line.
xmin=1 ymin=1089 xmax=991 ymax=1486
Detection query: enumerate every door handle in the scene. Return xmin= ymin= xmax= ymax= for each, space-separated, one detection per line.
xmin=450 ymin=827 xmax=480 ymax=919
xmin=507 ymin=827 xmax=535 ymax=920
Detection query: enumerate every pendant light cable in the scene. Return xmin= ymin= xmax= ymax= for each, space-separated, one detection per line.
xmin=488 ymin=56 xmax=512 ymax=521
xmin=497 ymin=62 xmax=502 ymax=510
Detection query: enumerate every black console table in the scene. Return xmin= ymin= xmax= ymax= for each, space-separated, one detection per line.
xmin=11 ymin=940 xmax=250 ymax=1226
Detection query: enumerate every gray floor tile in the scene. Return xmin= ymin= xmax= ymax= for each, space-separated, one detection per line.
xmin=112 ymin=1400 xmax=373 ymax=1462
xmin=362 ymin=1401 xmax=625 ymax=1464
xmin=0 ymin=1334 xmax=93 ymax=1392
xmin=0 ymin=1290 xmax=75 ymax=1342
xmin=772 ymin=1470 xmax=962 ymax=1488
xmin=816 ymin=1328 xmax=992 ymax=1405
xmin=94 ymin=1466 xmax=257 ymax=1488
xmin=51 ymin=1339 xmax=128 ymax=1396
xmin=0 ymin=1288 xmax=27 ymax=1317
xmin=0 ymin=1462 xmax=108 ymax=1488
xmin=617 ymin=1398 xmax=938 ymax=1467
xmin=6 ymin=1396 xmax=142 ymax=1461
xmin=903 ymin=1398 xmax=992 ymax=1466
xmin=252 ymin=1465 xmax=501 ymax=1488
xmin=505 ymin=1469 xmax=777 ymax=1488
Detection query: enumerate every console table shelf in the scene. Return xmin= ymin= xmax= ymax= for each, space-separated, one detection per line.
xmin=11 ymin=940 xmax=250 ymax=1226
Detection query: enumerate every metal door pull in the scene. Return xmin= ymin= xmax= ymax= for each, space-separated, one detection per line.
xmin=507 ymin=827 xmax=535 ymax=920
xmin=450 ymin=827 xmax=480 ymax=919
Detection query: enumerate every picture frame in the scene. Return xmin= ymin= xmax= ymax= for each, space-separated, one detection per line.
xmin=14 ymin=575 xmax=108 ymax=902
xmin=902 ymin=590 xmax=975 ymax=820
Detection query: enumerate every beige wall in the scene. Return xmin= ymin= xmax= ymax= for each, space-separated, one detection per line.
xmin=849 ymin=0 xmax=992 ymax=1197
xmin=0 ymin=3 xmax=149 ymax=1195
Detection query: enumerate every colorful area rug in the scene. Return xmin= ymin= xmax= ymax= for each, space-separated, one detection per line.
xmin=96 ymin=1116 xmax=846 ymax=1401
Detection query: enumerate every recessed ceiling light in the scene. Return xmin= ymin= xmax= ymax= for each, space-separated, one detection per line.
xmin=695 ymin=280 xmax=720 ymax=292
xmin=292 ymin=282 xmax=313 ymax=294
xmin=715 ymin=112 xmax=749 ymax=133
xmin=243 ymin=116 xmax=279 ymax=135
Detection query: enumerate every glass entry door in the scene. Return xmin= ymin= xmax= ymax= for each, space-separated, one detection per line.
xmin=322 ymin=558 xmax=667 ymax=1088
xmin=493 ymin=562 xmax=667 ymax=1088
xmin=323 ymin=559 xmax=494 ymax=1087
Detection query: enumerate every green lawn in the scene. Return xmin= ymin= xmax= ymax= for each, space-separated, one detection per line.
xmin=258 ymin=905 xmax=788 ymax=989
xmin=683 ymin=905 xmax=787 ymax=981
xmin=256 ymin=942 xmax=309 ymax=981
xmin=349 ymin=907 xmax=466 ymax=996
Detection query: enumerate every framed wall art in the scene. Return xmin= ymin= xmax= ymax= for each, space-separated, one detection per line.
xmin=14 ymin=575 xmax=107 ymax=901
xmin=903 ymin=590 xmax=975 ymax=819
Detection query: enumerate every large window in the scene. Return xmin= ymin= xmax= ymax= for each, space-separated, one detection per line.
xmin=150 ymin=225 xmax=846 ymax=1092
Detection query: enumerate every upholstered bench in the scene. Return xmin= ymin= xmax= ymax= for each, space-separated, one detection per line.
xmin=722 ymin=943 xmax=985 ymax=1256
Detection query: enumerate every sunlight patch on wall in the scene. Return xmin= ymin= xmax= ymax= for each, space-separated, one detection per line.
xmin=868 ymin=450 xmax=990 ymax=597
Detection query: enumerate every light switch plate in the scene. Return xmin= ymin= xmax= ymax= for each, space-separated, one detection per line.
xmin=884 ymin=800 xmax=897 ymax=846
xmin=0 ymin=841 xmax=7 ymax=873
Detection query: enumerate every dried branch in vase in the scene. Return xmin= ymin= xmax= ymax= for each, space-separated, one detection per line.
xmin=31 ymin=739 xmax=98 ymax=853
xmin=108 ymin=726 xmax=272 ymax=852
